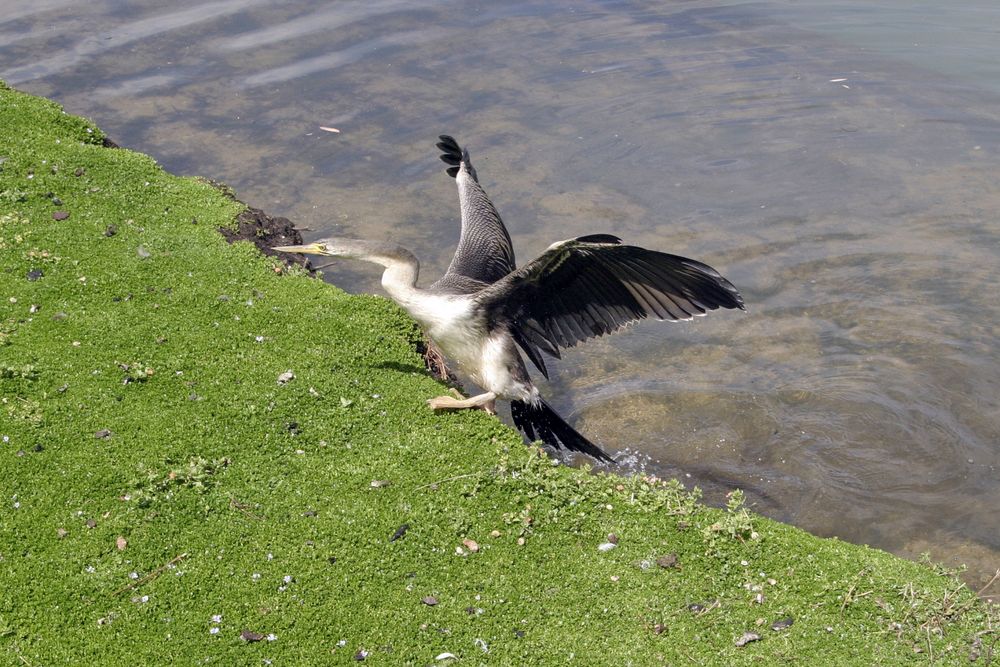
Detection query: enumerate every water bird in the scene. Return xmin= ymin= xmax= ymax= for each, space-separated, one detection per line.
xmin=275 ymin=135 xmax=744 ymax=462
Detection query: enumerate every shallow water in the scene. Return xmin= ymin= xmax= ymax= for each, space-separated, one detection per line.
xmin=4 ymin=0 xmax=998 ymax=595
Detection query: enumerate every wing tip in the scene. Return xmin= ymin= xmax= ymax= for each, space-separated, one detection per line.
xmin=437 ymin=134 xmax=475 ymax=180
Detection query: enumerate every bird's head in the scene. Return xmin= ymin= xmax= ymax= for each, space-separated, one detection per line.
xmin=272 ymin=238 xmax=358 ymax=258
xmin=273 ymin=238 xmax=418 ymax=273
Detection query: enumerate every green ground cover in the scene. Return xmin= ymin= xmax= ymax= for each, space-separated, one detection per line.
xmin=0 ymin=81 xmax=995 ymax=665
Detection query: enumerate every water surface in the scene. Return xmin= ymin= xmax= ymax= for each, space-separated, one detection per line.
xmin=3 ymin=0 xmax=998 ymax=596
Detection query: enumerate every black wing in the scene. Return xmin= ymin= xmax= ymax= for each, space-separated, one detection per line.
xmin=476 ymin=234 xmax=744 ymax=368
xmin=434 ymin=135 xmax=516 ymax=286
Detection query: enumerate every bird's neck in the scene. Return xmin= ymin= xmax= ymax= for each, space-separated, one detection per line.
xmin=370 ymin=249 xmax=421 ymax=307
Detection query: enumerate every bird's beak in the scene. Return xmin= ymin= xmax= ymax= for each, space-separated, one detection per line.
xmin=272 ymin=242 xmax=329 ymax=256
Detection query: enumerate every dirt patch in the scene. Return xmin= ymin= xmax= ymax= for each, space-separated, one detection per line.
xmin=218 ymin=204 xmax=308 ymax=266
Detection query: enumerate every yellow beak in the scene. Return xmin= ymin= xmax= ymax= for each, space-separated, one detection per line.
xmin=272 ymin=242 xmax=329 ymax=255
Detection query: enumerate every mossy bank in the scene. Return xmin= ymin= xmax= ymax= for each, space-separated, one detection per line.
xmin=1 ymin=82 xmax=995 ymax=665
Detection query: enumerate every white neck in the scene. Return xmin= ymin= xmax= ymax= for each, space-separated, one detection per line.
xmin=379 ymin=257 xmax=421 ymax=307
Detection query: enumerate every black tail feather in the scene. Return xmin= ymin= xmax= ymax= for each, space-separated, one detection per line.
xmin=510 ymin=399 xmax=614 ymax=463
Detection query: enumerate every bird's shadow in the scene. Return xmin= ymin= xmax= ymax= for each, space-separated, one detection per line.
xmin=371 ymin=360 xmax=430 ymax=376
xmin=372 ymin=359 xmax=463 ymax=389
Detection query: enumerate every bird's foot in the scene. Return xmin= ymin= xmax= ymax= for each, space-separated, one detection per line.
xmin=427 ymin=391 xmax=497 ymax=413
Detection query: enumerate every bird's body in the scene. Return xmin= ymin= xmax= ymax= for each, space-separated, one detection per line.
xmin=276 ymin=136 xmax=745 ymax=462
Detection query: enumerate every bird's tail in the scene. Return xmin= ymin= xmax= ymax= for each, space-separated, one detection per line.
xmin=510 ymin=399 xmax=615 ymax=463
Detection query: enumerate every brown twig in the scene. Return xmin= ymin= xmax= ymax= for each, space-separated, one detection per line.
xmin=415 ymin=472 xmax=482 ymax=491
xmin=229 ymin=496 xmax=266 ymax=521
xmin=113 ymin=552 xmax=188 ymax=596
xmin=946 ymin=568 xmax=1000 ymax=619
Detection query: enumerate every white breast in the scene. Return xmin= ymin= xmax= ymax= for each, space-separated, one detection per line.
xmin=393 ymin=292 xmax=530 ymax=400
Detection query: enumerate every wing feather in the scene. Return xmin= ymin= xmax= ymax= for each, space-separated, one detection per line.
xmin=436 ymin=135 xmax=516 ymax=285
xmin=477 ymin=236 xmax=744 ymax=357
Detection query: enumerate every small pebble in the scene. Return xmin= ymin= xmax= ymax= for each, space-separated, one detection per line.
xmin=52 ymin=211 xmax=69 ymax=220
xmin=771 ymin=617 xmax=794 ymax=631
xmin=735 ymin=632 xmax=761 ymax=647
xmin=656 ymin=554 xmax=678 ymax=569
xmin=422 ymin=596 xmax=438 ymax=606
xmin=597 ymin=542 xmax=617 ymax=552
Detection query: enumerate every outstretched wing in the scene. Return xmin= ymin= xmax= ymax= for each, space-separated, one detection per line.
xmin=476 ymin=234 xmax=744 ymax=369
xmin=434 ymin=135 xmax=516 ymax=287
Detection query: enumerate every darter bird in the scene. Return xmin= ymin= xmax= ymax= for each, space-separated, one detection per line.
xmin=274 ymin=135 xmax=744 ymax=463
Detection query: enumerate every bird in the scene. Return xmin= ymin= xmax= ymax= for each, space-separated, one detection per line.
xmin=274 ymin=135 xmax=745 ymax=463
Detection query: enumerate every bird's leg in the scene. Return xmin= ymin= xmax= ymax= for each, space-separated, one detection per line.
xmin=427 ymin=391 xmax=497 ymax=414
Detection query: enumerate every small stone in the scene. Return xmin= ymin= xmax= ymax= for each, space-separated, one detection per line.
xmin=51 ymin=197 xmax=63 ymax=206
xmin=116 ymin=536 xmax=127 ymax=551
xmin=95 ymin=429 xmax=112 ymax=439
xmin=735 ymin=632 xmax=761 ymax=647
xmin=26 ymin=269 xmax=43 ymax=281
xmin=516 ymin=537 xmax=525 ymax=546
xmin=136 ymin=246 xmax=151 ymax=259
xmin=607 ymin=533 xmax=619 ymax=544
xmin=653 ymin=623 xmax=666 ymax=635
xmin=52 ymin=211 xmax=69 ymax=220
xmin=86 ymin=519 xmax=97 ymax=529
xmin=610 ymin=575 xmax=620 ymax=582
xmin=57 ymin=528 xmax=68 ymax=538
xmin=370 ymin=480 xmax=391 ymax=488
xmin=771 ymin=617 xmax=794 ymax=631
xmin=241 ymin=630 xmax=264 ymax=642
xmin=422 ymin=596 xmax=439 ymax=606
xmin=656 ymin=554 xmax=678 ymax=569
xmin=597 ymin=542 xmax=617 ymax=552
xmin=390 ymin=523 xmax=409 ymax=542
xmin=353 ymin=649 xmax=368 ymax=661
xmin=462 ymin=539 xmax=479 ymax=553
xmin=276 ymin=370 xmax=295 ymax=385
xmin=754 ymin=593 xmax=765 ymax=604
xmin=74 ymin=167 xmax=86 ymax=177
xmin=490 ymin=530 xmax=501 ymax=538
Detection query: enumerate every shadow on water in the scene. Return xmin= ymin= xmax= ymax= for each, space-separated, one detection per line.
xmin=3 ymin=0 xmax=998 ymax=595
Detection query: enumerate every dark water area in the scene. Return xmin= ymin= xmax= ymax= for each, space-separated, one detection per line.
xmin=3 ymin=0 xmax=998 ymax=597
